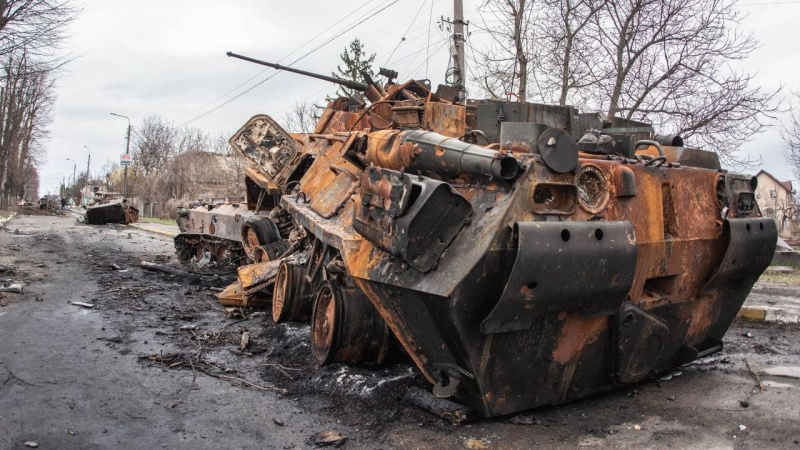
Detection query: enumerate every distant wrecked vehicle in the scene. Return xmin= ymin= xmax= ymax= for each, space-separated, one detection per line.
xmin=85 ymin=200 xmax=138 ymax=225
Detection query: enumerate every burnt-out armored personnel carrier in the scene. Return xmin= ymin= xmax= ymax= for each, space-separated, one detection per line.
xmin=173 ymin=118 xmax=313 ymax=268
xmin=217 ymin=52 xmax=776 ymax=418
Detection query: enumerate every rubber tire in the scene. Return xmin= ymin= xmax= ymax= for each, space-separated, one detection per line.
xmin=240 ymin=217 xmax=280 ymax=260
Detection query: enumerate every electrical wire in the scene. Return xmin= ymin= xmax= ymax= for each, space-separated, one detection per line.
xmin=383 ymin=0 xmax=428 ymax=66
xmin=169 ymin=0 xmax=379 ymax=124
xmin=425 ymin=0 xmax=435 ymax=79
xmin=206 ymin=22 xmax=436 ymax=132
xmin=176 ymin=0 xmax=399 ymax=128
xmin=409 ymin=38 xmax=449 ymax=79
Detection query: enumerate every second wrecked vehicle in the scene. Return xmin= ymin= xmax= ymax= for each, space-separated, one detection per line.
xmin=85 ymin=200 xmax=139 ymax=225
xmin=178 ymin=52 xmax=776 ymax=418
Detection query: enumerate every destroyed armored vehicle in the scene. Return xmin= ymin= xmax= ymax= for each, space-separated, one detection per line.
xmin=86 ymin=201 xmax=138 ymax=225
xmin=196 ymin=52 xmax=777 ymax=418
xmin=174 ymin=137 xmax=305 ymax=268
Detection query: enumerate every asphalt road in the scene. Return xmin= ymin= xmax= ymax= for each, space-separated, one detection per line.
xmin=1 ymin=212 xmax=799 ymax=449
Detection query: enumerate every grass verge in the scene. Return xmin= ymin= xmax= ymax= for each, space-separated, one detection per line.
xmin=139 ymin=216 xmax=177 ymax=226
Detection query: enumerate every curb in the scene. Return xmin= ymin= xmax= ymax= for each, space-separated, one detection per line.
xmin=737 ymin=306 xmax=800 ymax=324
xmin=128 ymin=222 xmax=178 ymax=238
xmin=0 ymin=211 xmax=17 ymax=227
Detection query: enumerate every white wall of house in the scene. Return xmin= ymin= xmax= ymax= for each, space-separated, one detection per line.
xmin=755 ymin=172 xmax=793 ymax=235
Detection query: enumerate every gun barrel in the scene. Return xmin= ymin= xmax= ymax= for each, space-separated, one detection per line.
xmin=227 ymin=52 xmax=368 ymax=92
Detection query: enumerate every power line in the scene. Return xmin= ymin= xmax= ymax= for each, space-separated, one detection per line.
xmin=169 ymin=0 xmax=380 ymax=125
xmin=408 ymin=39 xmax=449 ymax=79
xmin=402 ymin=24 xmax=450 ymax=77
xmin=384 ymin=0 xmax=428 ymax=66
xmin=425 ymin=0 xmax=435 ymax=78
xmin=176 ymin=0 xmax=399 ymax=128
xmin=206 ymin=23 xmax=437 ymax=132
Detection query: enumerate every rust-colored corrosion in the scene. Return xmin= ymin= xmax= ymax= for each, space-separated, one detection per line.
xmin=200 ymin=54 xmax=776 ymax=418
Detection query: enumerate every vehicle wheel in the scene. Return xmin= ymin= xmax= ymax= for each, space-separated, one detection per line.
xmin=310 ymin=281 xmax=391 ymax=366
xmin=240 ymin=217 xmax=280 ymax=260
xmin=272 ymin=261 xmax=312 ymax=323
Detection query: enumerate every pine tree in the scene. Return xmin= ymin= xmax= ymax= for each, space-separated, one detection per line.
xmin=330 ymin=38 xmax=376 ymax=100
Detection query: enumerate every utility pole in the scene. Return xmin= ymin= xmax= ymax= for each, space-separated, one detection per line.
xmin=111 ymin=113 xmax=131 ymax=198
xmin=453 ymin=0 xmax=466 ymax=102
xmin=443 ymin=0 xmax=468 ymax=103
xmin=66 ymin=158 xmax=76 ymax=204
xmin=66 ymin=158 xmax=76 ymax=188
xmin=83 ymin=145 xmax=91 ymax=183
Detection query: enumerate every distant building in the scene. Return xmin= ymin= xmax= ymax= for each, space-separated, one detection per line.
xmin=754 ymin=170 xmax=796 ymax=235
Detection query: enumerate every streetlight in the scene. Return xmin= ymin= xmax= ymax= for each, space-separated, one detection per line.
xmin=110 ymin=113 xmax=131 ymax=198
xmin=66 ymin=158 xmax=76 ymax=187
xmin=83 ymin=145 xmax=91 ymax=183
xmin=66 ymin=157 xmax=76 ymax=204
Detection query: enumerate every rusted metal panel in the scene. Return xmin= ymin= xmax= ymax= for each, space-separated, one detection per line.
xmin=421 ymin=102 xmax=466 ymax=138
xmin=176 ymin=203 xmax=251 ymax=242
xmin=353 ymin=167 xmax=473 ymax=272
xmin=237 ymin=260 xmax=282 ymax=295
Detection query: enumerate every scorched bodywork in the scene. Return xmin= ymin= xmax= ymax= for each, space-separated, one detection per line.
xmin=213 ymin=53 xmax=777 ymax=418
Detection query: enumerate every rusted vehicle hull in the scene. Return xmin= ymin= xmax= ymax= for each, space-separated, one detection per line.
xmin=173 ymin=115 xmax=318 ymax=268
xmin=86 ymin=202 xmax=138 ymax=225
xmin=175 ymin=203 xmax=257 ymax=267
xmin=217 ymin=54 xmax=776 ymax=418
xmin=280 ymin=131 xmax=776 ymax=417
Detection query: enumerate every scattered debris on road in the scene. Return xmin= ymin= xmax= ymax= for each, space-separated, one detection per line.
xmin=313 ymin=430 xmax=347 ymax=447
xmin=0 ymin=284 xmax=23 ymax=293
xmin=138 ymin=352 xmax=287 ymax=393
xmin=139 ymin=261 xmax=190 ymax=277
xmin=70 ymin=301 xmax=94 ymax=308
xmin=404 ymin=386 xmax=473 ymax=426
xmin=240 ymin=330 xmax=249 ymax=350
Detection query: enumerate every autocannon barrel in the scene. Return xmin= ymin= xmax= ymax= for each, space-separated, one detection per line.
xmin=365 ymin=129 xmax=520 ymax=180
xmin=227 ymin=52 xmax=368 ymax=92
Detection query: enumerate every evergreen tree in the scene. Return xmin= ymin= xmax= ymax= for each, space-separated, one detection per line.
xmin=330 ymin=38 xmax=375 ymax=100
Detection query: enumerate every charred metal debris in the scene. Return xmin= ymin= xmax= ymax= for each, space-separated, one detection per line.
xmin=169 ymin=52 xmax=778 ymax=418
xmin=85 ymin=201 xmax=139 ymax=225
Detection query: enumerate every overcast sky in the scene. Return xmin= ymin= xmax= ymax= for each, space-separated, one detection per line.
xmin=40 ymin=0 xmax=800 ymax=195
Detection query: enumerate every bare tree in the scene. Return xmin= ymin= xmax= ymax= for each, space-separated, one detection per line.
xmin=131 ymin=115 xmax=179 ymax=178
xmin=282 ymin=101 xmax=318 ymax=133
xmin=473 ymin=0 xmax=780 ymax=168
xmin=473 ymin=0 xmax=536 ymax=101
xmin=782 ymin=91 xmax=800 ymax=183
xmin=0 ymin=50 xmax=55 ymax=207
xmin=126 ymin=118 xmax=249 ymax=207
xmin=0 ymin=0 xmax=79 ymax=57
xmin=591 ymin=0 xmax=779 ymax=166
xmin=0 ymin=1 xmax=78 ymax=206
xmin=531 ymin=0 xmax=606 ymax=105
